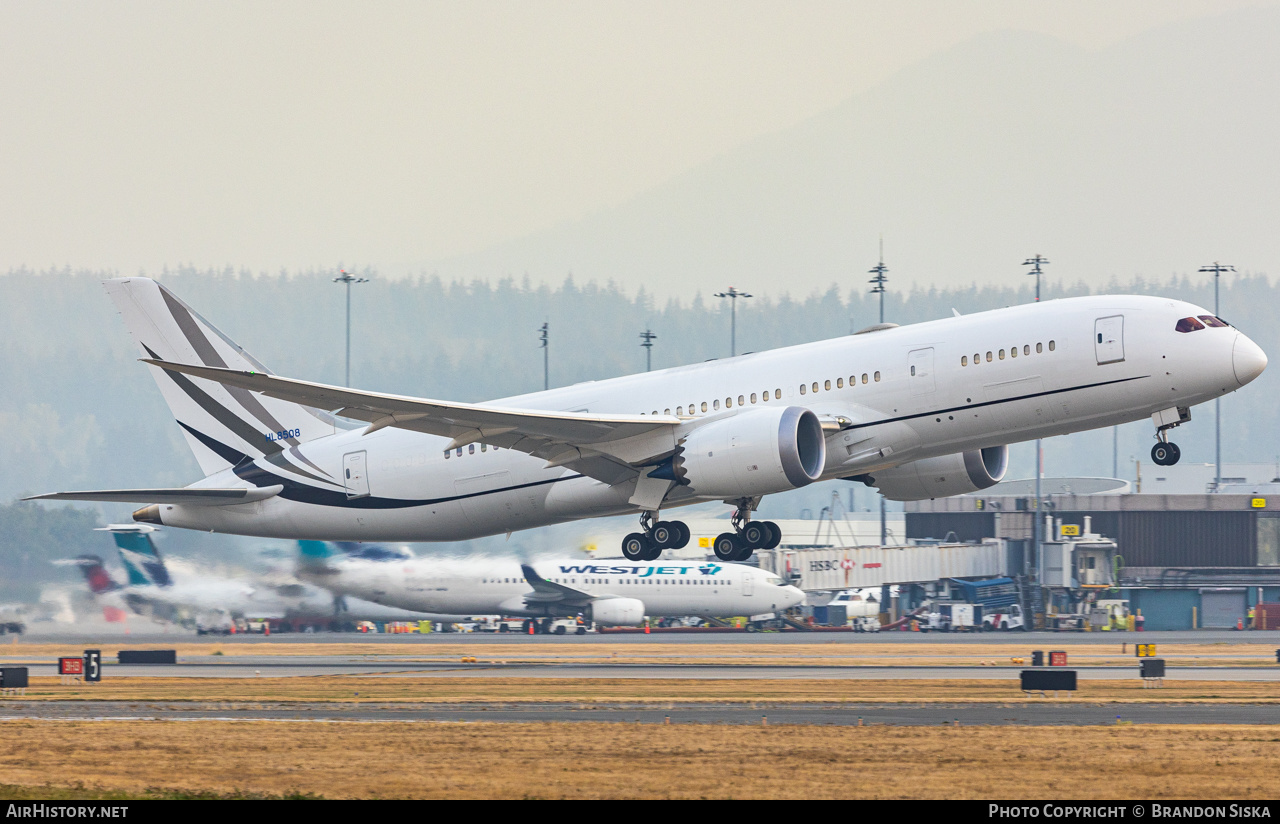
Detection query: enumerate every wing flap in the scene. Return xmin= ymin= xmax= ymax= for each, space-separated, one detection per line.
xmin=24 ymin=486 xmax=283 ymax=506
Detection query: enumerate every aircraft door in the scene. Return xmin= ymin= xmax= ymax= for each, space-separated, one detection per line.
xmin=908 ymin=348 xmax=936 ymax=396
xmin=343 ymin=451 xmax=370 ymax=499
xmin=1095 ymin=316 xmax=1124 ymax=364
xmin=742 ymin=574 xmax=754 ymax=597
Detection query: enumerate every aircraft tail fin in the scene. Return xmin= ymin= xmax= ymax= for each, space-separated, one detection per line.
xmin=100 ymin=525 xmax=172 ymax=588
xmin=297 ymin=540 xmax=338 ymax=573
xmin=65 ymin=555 xmax=121 ymax=595
xmin=103 ymin=278 xmax=337 ymax=476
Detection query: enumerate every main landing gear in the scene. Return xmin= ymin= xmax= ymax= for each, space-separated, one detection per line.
xmin=712 ymin=502 xmax=782 ymax=563
xmin=1150 ymin=406 xmax=1190 ymax=467
xmin=622 ymin=510 xmax=691 ymax=562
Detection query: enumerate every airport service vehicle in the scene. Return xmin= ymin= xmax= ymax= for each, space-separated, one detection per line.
xmin=295 ymin=541 xmax=807 ymax=626
xmin=32 ymin=279 xmax=1266 ymax=561
xmin=984 ymin=604 xmax=1026 ymax=631
xmin=920 ymin=603 xmax=982 ymax=632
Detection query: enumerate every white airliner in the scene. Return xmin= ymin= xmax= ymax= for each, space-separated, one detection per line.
xmin=296 ymin=541 xmax=806 ymax=627
xmin=71 ymin=525 xmax=457 ymax=631
xmin=30 ymin=278 xmax=1266 ymax=561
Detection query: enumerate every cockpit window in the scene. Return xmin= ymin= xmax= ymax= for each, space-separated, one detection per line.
xmin=1198 ymin=315 xmax=1230 ymax=328
xmin=765 ymin=576 xmax=786 ymax=586
xmin=1175 ymin=317 xmax=1205 ymax=333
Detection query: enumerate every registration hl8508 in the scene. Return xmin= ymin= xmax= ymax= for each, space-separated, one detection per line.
xmin=989 ymin=805 xmax=1271 ymax=818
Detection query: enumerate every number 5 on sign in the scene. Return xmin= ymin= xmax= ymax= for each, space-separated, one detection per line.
xmin=83 ymin=649 xmax=101 ymax=683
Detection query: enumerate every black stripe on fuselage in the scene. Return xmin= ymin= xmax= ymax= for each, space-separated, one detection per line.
xmin=179 ymin=422 xmax=587 ymax=510
xmin=840 ymin=374 xmax=1150 ymax=433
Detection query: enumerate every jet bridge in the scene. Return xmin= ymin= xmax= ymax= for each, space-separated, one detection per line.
xmin=756 ymin=541 xmax=1007 ymax=592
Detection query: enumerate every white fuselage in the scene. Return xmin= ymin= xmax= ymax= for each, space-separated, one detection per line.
xmin=298 ymin=555 xmax=806 ymax=619
xmin=156 ymin=295 xmax=1264 ymax=541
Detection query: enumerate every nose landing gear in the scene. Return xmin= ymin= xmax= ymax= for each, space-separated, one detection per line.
xmin=622 ymin=511 xmax=691 ymax=562
xmin=712 ymin=500 xmax=782 ymax=562
xmin=1150 ymin=406 xmax=1191 ymax=467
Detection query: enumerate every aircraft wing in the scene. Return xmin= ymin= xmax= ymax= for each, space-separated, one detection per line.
xmin=143 ymin=360 xmax=683 ymax=484
xmin=24 ymin=486 xmax=283 ymax=506
xmin=520 ymin=564 xmax=593 ymax=606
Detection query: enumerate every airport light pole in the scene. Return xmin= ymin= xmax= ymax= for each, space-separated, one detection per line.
xmin=539 ymin=322 xmax=549 ymax=390
xmin=333 ymin=269 xmax=370 ymax=386
xmin=867 ymin=247 xmax=890 ymax=543
xmin=639 ymin=329 xmax=657 ymax=372
xmin=1023 ymin=255 xmax=1050 ymax=616
xmin=714 ymin=287 xmax=752 ymax=357
xmin=1199 ymin=262 xmax=1235 ymax=491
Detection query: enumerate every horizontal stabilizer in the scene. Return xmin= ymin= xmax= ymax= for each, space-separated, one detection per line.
xmin=24 ymin=486 xmax=283 ymax=506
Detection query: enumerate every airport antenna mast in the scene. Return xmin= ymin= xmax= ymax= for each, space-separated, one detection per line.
xmin=868 ymin=241 xmax=889 ymax=324
xmin=539 ymin=322 xmax=549 ymax=391
xmin=867 ymin=241 xmax=890 ymax=544
xmin=1023 ymin=254 xmax=1049 ymax=302
xmin=333 ymin=268 xmax=370 ymax=386
xmin=714 ymin=287 xmax=752 ymax=357
xmin=639 ymin=329 xmax=657 ymax=372
xmin=1199 ymin=261 xmax=1236 ymax=491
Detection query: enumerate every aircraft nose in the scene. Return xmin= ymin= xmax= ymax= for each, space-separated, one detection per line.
xmin=1233 ymin=333 xmax=1268 ymax=387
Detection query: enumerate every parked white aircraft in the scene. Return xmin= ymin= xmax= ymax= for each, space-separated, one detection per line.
xmin=73 ymin=526 xmax=456 ymax=631
xmin=295 ymin=541 xmax=806 ymax=626
xmin=31 ymin=279 xmax=1266 ymax=561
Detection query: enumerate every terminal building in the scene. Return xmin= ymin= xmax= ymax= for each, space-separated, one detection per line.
xmin=905 ymin=479 xmax=1280 ymax=630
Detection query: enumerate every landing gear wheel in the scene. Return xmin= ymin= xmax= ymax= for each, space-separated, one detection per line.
xmin=622 ymin=532 xmax=651 ymax=561
xmin=713 ymin=532 xmax=743 ymax=561
xmin=734 ymin=545 xmax=754 ymax=562
xmin=740 ymin=522 xmax=769 ymax=549
xmin=1151 ymin=442 xmax=1181 ymax=466
xmin=651 ymin=521 xmax=678 ymax=549
xmin=642 ymin=543 xmax=663 ymax=561
xmin=761 ymin=521 xmax=782 ymax=549
xmin=671 ymin=521 xmax=691 ymax=549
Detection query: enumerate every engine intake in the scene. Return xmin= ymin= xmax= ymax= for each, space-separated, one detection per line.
xmin=668 ymin=406 xmax=826 ymax=499
xmin=866 ymin=445 xmax=1008 ymax=501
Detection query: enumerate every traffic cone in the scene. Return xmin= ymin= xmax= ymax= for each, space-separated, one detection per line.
xmin=644 ymin=623 xmax=650 ymax=634
xmin=527 ymin=622 xmax=534 ymax=635
xmin=1238 ymin=618 xmax=1244 ymax=630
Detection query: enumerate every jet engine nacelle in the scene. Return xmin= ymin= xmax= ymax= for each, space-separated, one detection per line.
xmin=869 ymin=446 xmax=1009 ymax=501
xmin=590 ymin=597 xmax=645 ymax=627
xmin=671 ymin=406 xmax=826 ymax=499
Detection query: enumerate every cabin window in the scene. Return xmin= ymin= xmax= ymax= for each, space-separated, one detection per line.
xmin=999 ymin=349 xmax=1005 ymax=360
xmin=443 ymin=450 xmax=450 ymax=459
xmin=874 ymin=371 xmax=881 ymax=382
xmin=738 ymin=395 xmax=745 ymax=406
xmin=1036 ymin=342 xmax=1043 ymax=353
xmin=480 ymin=444 xmax=487 ymax=452
xmin=1049 ymin=340 xmax=1056 ymax=351
xmin=824 ymin=380 xmax=831 ymax=391
xmin=750 ymin=392 xmax=757 ymax=403
xmin=961 ymin=356 xmax=967 ymax=366
xmin=676 ymin=406 xmax=683 ymax=415
xmin=1176 ymin=317 xmax=1205 ymax=333
xmin=812 ymin=382 xmax=819 ymax=393
xmin=467 ymin=444 xmax=475 ymax=454
xmin=799 ymin=384 xmax=807 ymax=395
xmin=986 ymin=351 xmax=993 ymax=362
xmin=725 ymin=397 xmax=733 ymax=408
xmin=862 ymin=373 xmax=869 ymax=384
xmin=456 ymin=448 xmax=463 ymax=457
xmin=664 ymin=408 xmax=671 ymax=415
xmin=1199 ymin=315 xmax=1230 ymax=328
xmin=910 ymin=365 xmax=916 ymax=376
xmin=1010 ymin=346 xmax=1017 ymax=358
xmin=837 ymin=377 xmax=844 ymax=388
xmin=1023 ymin=344 xmax=1030 ymax=356
xmin=713 ymin=399 xmax=720 ymax=410
xmin=849 ymin=375 xmax=856 ymax=385
xmin=702 ymin=401 xmax=708 ymax=412
xmin=652 ymin=410 xmax=658 ymax=415
xmin=974 ymin=353 xmax=980 ymax=364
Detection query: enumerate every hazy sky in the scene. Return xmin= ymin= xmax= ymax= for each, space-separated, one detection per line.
xmin=0 ymin=0 xmax=1272 ymax=280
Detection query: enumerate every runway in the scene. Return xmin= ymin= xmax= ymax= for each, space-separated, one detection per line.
xmin=2 ymin=699 xmax=1277 ymax=726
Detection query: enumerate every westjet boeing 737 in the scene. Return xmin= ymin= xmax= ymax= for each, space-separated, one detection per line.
xmin=295 ymin=541 xmax=806 ymax=626
xmin=30 ymin=278 xmax=1266 ymax=561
